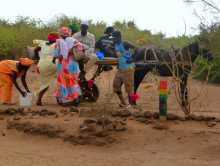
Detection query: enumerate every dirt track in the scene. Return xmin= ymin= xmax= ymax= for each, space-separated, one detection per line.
xmin=0 ymin=69 xmax=220 ymax=166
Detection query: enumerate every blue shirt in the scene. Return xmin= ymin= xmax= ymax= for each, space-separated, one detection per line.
xmin=115 ymin=42 xmax=135 ymax=71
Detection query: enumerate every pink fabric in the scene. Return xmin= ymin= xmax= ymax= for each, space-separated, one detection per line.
xmin=48 ymin=34 xmax=59 ymax=43
xmin=87 ymin=80 xmax=94 ymax=88
xmin=129 ymin=93 xmax=140 ymax=102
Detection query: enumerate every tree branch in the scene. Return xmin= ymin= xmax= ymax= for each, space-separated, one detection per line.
xmin=185 ymin=0 xmax=220 ymax=12
xmin=200 ymin=0 xmax=220 ymax=12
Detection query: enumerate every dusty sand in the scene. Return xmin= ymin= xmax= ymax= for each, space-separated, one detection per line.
xmin=0 ymin=69 xmax=220 ymax=166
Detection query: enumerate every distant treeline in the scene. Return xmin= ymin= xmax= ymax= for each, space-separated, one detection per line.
xmin=0 ymin=15 xmax=219 ymax=83
xmin=0 ymin=15 xmax=192 ymax=57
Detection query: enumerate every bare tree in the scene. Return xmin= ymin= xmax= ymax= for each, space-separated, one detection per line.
xmin=184 ymin=0 xmax=220 ymax=12
xmin=184 ymin=0 xmax=220 ymax=31
xmin=201 ymin=0 xmax=220 ymax=12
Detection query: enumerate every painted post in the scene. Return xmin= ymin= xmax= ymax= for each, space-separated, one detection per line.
xmin=159 ymin=80 xmax=168 ymax=121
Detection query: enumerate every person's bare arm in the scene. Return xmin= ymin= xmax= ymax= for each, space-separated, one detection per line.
xmin=34 ymin=46 xmax=41 ymax=62
xmin=21 ymin=70 xmax=30 ymax=93
xmin=11 ymin=72 xmax=26 ymax=97
xmin=115 ymin=51 xmax=121 ymax=58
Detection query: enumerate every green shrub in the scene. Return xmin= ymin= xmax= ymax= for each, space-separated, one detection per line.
xmin=1 ymin=15 xmax=220 ymax=83
xmin=193 ymin=24 xmax=220 ymax=83
xmin=0 ymin=16 xmax=193 ymax=59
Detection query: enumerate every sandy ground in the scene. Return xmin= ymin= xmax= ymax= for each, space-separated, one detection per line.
xmin=0 ymin=69 xmax=220 ymax=166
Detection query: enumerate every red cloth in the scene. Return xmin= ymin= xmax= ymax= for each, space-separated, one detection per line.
xmin=129 ymin=93 xmax=139 ymax=102
xmin=48 ymin=33 xmax=59 ymax=43
xmin=87 ymin=80 xmax=94 ymax=88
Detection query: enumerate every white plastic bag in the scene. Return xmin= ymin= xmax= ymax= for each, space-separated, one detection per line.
xmin=19 ymin=93 xmax=33 ymax=107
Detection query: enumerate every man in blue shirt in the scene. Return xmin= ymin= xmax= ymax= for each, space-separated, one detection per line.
xmin=112 ymin=31 xmax=136 ymax=107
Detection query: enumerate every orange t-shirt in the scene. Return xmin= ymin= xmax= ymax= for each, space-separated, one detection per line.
xmin=0 ymin=60 xmax=19 ymax=75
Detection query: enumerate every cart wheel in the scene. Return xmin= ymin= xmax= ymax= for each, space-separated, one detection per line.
xmin=56 ymin=97 xmax=81 ymax=107
xmin=81 ymin=83 xmax=100 ymax=102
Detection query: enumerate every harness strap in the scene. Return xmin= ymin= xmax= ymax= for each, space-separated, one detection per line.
xmin=144 ymin=47 xmax=159 ymax=64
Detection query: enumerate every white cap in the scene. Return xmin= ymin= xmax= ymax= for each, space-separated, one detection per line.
xmin=81 ymin=20 xmax=89 ymax=26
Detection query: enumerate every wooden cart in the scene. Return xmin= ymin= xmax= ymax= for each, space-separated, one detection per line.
xmin=96 ymin=57 xmax=118 ymax=65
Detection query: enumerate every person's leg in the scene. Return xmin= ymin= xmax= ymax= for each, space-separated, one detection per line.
xmin=0 ymin=74 xmax=4 ymax=103
xmin=123 ymin=69 xmax=135 ymax=105
xmin=113 ymin=71 xmax=126 ymax=106
xmin=78 ymin=60 xmax=86 ymax=81
xmin=0 ymin=74 xmax=13 ymax=104
xmin=0 ymin=83 xmax=3 ymax=104
xmin=2 ymin=84 xmax=13 ymax=105
xmin=134 ymin=67 xmax=149 ymax=93
xmin=36 ymin=86 xmax=49 ymax=106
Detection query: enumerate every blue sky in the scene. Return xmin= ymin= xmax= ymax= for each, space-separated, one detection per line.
xmin=0 ymin=0 xmax=217 ymax=37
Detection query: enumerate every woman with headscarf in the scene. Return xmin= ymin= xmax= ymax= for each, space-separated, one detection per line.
xmin=34 ymin=32 xmax=59 ymax=105
xmin=53 ymin=27 xmax=83 ymax=106
xmin=0 ymin=58 xmax=34 ymax=105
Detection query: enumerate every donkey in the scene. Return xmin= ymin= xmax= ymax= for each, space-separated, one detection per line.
xmin=133 ymin=42 xmax=213 ymax=114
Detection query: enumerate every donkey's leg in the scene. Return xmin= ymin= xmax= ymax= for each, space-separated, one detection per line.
xmin=134 ymin=67 xmax=149 ymax=93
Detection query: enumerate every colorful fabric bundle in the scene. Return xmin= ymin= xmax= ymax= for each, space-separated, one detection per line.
xmin=72 ymin=40 xmax=85 ymax=61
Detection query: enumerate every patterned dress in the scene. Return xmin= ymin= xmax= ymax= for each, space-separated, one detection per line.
xmin=54 ymin=37 xmax=82 ymax=104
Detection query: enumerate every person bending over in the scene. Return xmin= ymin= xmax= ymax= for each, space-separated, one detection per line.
xmin=0 ymin=58 xmax=34 ymax=105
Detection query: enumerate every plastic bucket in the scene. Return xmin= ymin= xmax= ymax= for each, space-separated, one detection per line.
xmin=96 ymin=51 xmax=105 ymax=60
xmin=19 ymin=93 xmax=33 ymax=107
